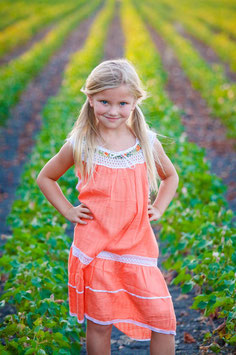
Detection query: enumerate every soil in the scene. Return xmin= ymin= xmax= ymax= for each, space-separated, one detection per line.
xmin=0 ymin=12 xmax=98 ymax=239
xmin=146 ymin=23 xmax=236 ymax=213
xmin=0 ymin=2 xmax=235 ymax=354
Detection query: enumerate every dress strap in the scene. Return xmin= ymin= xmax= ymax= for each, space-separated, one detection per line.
xmin=65 ymin=134 xmax=75 ymax=149
xmin=147 ymin=130 xmax=157 ymax=149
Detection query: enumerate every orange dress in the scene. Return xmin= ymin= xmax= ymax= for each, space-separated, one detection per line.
xmin=67 ymin=131 xmax=176 ymax=341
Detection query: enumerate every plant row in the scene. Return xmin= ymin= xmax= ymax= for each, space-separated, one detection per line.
xmin=0 ymin=0 xmax=115 ymax=354
xmin=155 ymin=0 xmax=236 ymax=72
xmin=0 ymin=1 xmax=42 ymax=31
xmin=0 ymin=0 xmax=102 ymax=126
xmin=136 ymin=0 xmax=236 ymax=140
xmin=122 ymin=0 xmax=236 ymax=349
xmin=160 ymin=0 xmax=236 ymax=39
xmin=193 ymin=8 xmax=236 ymax=41
xmin=0 ymin=0 xmax=77 ymax=27
xmin=0 ymin=1 xmax=83 ymax=59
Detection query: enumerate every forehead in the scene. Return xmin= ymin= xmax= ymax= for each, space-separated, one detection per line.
xmin=93 ymin=85 xmax=134 ymax=100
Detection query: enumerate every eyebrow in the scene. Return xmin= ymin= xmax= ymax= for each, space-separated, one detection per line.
xmin=97 ymin=97 xmax=130 ymax=102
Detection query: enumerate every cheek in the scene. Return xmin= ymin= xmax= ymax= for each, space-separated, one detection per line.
xmin=122 ymin=106 xmax=133 ymax=116
xmin=94 ymin=103 xmax=107 ymax=115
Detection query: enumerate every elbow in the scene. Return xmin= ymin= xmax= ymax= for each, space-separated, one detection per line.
xmin=175 ymin=171 xmax=179 ymax=187
xmin=36 ymin=171 xmax=44 ymax=188
xmin=175 ymin=171 xmax=179 ymax=185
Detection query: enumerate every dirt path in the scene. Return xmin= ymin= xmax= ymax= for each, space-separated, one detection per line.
xmin=147 ymin=23 xmax=236 ymax=213
xmin=173 ymin=22 xmax=236 ymax=82
xmin=0 ymin=12 xmax=100 ymax=241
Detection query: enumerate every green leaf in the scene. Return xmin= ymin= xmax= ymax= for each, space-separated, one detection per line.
xmin=181 ymin=281 xmax=194 ymax=293
xmin=25 ymin=348 xmax=36 ymax=355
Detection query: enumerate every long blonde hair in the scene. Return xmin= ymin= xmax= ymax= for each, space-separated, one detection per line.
xmin=66 ymin=58 xmax=163 ymax=192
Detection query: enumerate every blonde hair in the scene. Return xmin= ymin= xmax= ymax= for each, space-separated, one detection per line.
xmin=66 ymin=58 xmax=164 ymax=192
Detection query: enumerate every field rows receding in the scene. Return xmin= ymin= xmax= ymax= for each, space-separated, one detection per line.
xmin=150 ymin=0 xmax=236 ymax=72
xmin=0 ymin=0 xmax=84 ymax=59
xmin=145 ymin=23 xmax=236 ymax=212
xmin=0 ymin=12 xmax=100 ymax=238
xmin=0 ymin=0 xmax=102 ymax=124
xmin=0 ymin=0 xmax=235 ymax=354
xmin=135 ymin=0 xmax=236 ymax=140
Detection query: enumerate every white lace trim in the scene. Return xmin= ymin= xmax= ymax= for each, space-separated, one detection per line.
xmin=97 ymin=250 xmax=158 ymax=267
xmin=72 ymin=243 xmax=93 ymax=265
xmin=68 ymin=283 xmax=171 ymax=300
xmin=72 ymin=243 xmax=158 ymax=267
xmin=69 ymin=312 xmax=176 ymax=337
xmin=90 ymin=147 xmax=144 ymax=169
xmin=65 ymin=130 xmax=157 ymax=169
xmin=97 ymin=137 xmax=139 ymax=154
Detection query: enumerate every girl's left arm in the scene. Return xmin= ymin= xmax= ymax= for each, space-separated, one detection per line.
xmin=148 ymin=138 xmax=179 ymax=222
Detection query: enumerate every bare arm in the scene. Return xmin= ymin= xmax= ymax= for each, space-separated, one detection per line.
xmin=36 ymin=142 xmax=93 ymax=224
xmin=148 ymin=138 xmax=179 ymax=221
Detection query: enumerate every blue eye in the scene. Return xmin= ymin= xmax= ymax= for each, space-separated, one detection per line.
xmin=120 ymin=102 xmax=127 ymax=106
xmin=100 ymin=100 xmax=108 ymax=104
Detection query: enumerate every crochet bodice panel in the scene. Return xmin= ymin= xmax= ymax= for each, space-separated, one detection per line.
xmin=66 ymin=130 xmax=156 ymax=169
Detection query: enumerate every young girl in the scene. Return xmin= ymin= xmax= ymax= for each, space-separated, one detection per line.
xmin=37 ymin=59 xmax=179 ymax=355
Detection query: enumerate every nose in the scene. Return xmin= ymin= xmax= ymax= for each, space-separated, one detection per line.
xmin=108 ymin=105 xmax=118 ymax=116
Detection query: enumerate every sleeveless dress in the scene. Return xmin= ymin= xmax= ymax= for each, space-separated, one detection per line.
xmin=67 ymin=130 xmax=176 ymax=341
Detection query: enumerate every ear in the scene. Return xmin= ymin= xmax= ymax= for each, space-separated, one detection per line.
xmin=87 ymin=95 xmax=94 ymax=107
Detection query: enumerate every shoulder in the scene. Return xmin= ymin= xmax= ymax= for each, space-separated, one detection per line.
xmin=65 ymin=134 xmax=85 ymax=151
xmin=65 ymin=134 xmax=76 ymax=149
xmin=147 ymin=129 xmax=157 ymax=147
xmin=147 ymin=129 xmax=165 ymax=156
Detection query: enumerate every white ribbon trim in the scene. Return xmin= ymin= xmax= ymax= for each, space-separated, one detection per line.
xmin=72 ymin=243 xmax=93 ymax=265
xmin=69 ymin=312 xmax=176 ymax=337
xmin=68 ymin=283 xmax=171 ymax=300
xmin=72 ymin=243 xmax=158 ymax=267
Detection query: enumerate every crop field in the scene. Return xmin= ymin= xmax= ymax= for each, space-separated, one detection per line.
xmin=0 ymin=0 xmax=235 ymax=354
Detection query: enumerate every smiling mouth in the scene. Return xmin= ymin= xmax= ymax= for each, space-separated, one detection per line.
xmin=105 ymin=116 xmax=120 ymax=120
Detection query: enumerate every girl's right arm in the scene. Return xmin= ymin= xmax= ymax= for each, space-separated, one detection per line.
xmin=36 ymin=142 xmax=93 ymax=224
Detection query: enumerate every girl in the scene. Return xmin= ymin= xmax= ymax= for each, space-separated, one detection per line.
xmin=37 ymin=59 xmax=179 ymax=355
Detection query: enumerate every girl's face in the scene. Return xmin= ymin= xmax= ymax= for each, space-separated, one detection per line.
xmin=88 ymin=85 xmax=137 ymax=131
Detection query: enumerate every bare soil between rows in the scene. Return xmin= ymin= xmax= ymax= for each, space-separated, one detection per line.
xmin=147 ymin=23 xmax=236 ymax=213
xmin=0 ymin=11 xmax=99 ymax=238
xmin=0 ymin=3 xmax=235 ymax=354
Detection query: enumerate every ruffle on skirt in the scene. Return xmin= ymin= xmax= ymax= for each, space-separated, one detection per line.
xmin=68 ymin=243 xmax=176 ymax=341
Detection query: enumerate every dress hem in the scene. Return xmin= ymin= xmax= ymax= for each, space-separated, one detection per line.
xmin=69 ymin=311 xmax=176 ymax=340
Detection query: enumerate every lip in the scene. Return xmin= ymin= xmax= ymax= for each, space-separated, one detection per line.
xmin=105 ymin=116 xmax=120 ymax=120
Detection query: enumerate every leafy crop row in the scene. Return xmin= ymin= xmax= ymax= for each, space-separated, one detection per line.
xmin=154 ymin=0 xmax=236 ymax=73
xmin=122 ymin=0 xmax=236 ymax=349
xmin=136 ymin=0 xmax=236 ymax=140
xmin=0 ymin=1 xmax=65 ymax=31
xmin=164 ymin=0 xmax=236 ymax=40
xmin=0 ymin=0 xmax=115 ymax=353
xmin=0 ymin=2 xmax=43 ymax=31
xmin=190 ymin=8 xmax=236 ymax=41
xmin=0 ymin=1 xmax=83 ymax=58
xmin=0 ymin=0 xmax=102 ymax=126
